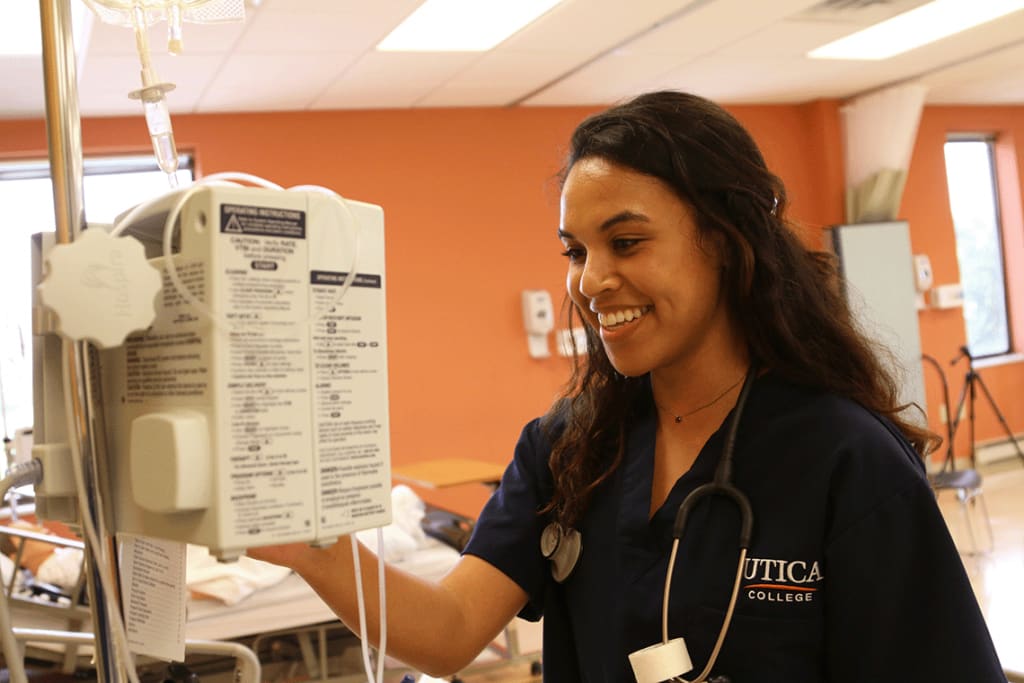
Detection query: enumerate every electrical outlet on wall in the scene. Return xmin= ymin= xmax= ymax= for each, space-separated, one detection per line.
xmin=522 ymin=289 xmax=554 ymax=358
xmin=913 ymin=254 xmax=933 ymax=291
xmin=929 ymin=283 xmax=964 ymax=309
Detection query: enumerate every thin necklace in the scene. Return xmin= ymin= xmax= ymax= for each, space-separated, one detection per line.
xmin=658 ymin=373 xmax=746 ymax=424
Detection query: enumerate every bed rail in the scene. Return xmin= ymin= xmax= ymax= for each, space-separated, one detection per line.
xmin=11 ymin=628 xmax=261 ymax=683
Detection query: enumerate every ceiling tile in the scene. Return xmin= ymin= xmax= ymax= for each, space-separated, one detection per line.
xmin=311 ymin=83 xmax=429 ymax=110
xmin=625 ymin=0 xmax=822 ymax=56
xmin=313 ymin=51 xmax=477 ymax=110
xmin=78 ymin=54 xmax=222 ymax=115
xmin=642 ymin=53 xmax=874 ymax=103
xmin=446 ymin=49 xmax=586 ymax=85
xmin=926 ymin=75 xmax=1024 ymax=105
xmin=792 ymin=0 xmax=929 ymax=25
xmin=499 ymin=0 xmax=702 ymax=53
xmin=198 ymin=53 xmax=359 ymax=112
xmin=233 ymin=4 xmax=412 ymax=54
xmin=1 ymin=0 xmax=1022 ymax=117
xmin=523 ymin=51 xmax=694 ymax=106
xmin=258 ymin=0 xmax=420 ymax=14
xmin=416 ymin=82 xmax=538 ymax=108
xmin=921 ymin=41 xmax=1024 ymax=104
xmin=0 ymin=59 xmax=47 ymax=120
xmin=718 ymin=19 xmax=868 ymax=60
xmin=827 ymin=13 xmax=1024 ymax=96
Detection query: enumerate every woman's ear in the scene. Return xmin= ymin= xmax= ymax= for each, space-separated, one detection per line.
xmin=697 ymin=228 xmax=728 ymax=269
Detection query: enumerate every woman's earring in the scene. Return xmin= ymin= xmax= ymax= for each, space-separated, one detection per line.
xmin=541 ymin=522 xmax=582 ymax=583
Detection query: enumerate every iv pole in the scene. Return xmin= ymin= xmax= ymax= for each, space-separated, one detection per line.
xmin=37 ymin=1 xmax=121 ymax=681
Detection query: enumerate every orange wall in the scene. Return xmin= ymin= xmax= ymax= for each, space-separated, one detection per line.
xmin=0 ymin=101 xmax=853 ymax=515
xmin=903 ymin=105 xmax=1024 ymax=460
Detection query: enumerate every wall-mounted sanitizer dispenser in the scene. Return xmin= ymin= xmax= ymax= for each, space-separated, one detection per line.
xmin=36 ymin=185 xmax=392 ymax=560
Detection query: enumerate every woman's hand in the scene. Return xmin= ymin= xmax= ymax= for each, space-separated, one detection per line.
xmin=250 ymin=537 xmax=527 ymax=677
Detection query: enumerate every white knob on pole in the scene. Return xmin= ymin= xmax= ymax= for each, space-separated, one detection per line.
xmin=37 ymin=229 xmax=162 ymax=349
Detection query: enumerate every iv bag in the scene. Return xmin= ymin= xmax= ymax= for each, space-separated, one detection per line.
xmin=81 ymin=0 xmax=245 ymax=28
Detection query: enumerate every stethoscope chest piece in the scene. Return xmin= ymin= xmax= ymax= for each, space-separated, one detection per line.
xmin=541 ymin=522 xmax=581 ymax=583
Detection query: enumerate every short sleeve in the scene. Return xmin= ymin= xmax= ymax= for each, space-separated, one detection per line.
xmin=823 ymin=451 xmax=1004 ymax=680
xmin=462 ymin=418 xmax=554 ymax=621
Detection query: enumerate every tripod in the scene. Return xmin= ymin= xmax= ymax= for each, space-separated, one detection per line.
xmin=949 ymin=345 xmax=1024 ymax=467
xmin=921 ymin=352 xmax=994 ymax=555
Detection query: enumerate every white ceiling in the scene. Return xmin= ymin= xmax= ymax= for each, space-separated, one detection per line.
xmin=3 ymin=0 xmax=1024 ymax=119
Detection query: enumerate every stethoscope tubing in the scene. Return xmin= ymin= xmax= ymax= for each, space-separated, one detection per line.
xmin=663 ymin=366 xmax=759 ymax=682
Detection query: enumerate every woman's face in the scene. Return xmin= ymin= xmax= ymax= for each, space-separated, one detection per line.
xmin=559 ymin=157 xmax=738 ymax=378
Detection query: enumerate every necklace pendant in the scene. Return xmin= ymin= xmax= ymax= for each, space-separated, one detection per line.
xmin=674 ymin=415 xmax=683 ymax=423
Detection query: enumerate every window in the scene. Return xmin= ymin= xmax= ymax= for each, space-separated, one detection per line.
xmin=0 ymin=155 xmax=193 ymax=436
xmin=943 ymin=138 xmax=1011 ymax=358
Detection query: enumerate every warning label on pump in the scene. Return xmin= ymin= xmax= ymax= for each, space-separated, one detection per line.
xmin=221 ymin=204 xmax=306 ymax=239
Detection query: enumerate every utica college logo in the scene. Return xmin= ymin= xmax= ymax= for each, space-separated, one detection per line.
xmin=742 ymin=556 xmax=823 ymax=604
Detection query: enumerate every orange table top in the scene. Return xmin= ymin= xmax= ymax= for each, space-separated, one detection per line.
xmin=392 ymin=457 xmax=506 ymax=489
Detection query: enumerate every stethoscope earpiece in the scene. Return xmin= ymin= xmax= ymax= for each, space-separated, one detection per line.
xmin=541 ymin=522 xmax=582 ymax=582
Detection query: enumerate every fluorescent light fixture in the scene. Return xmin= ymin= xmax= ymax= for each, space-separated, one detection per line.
xmin=0 ymin=3 xmax=47 ymax=56
xmin=377 ymin=0 xmax=563 ymax=52
xmin=808 ymin=0 xmax=1024 ymax=60
xmin=0 ymin=2 xmax=92 ymax=57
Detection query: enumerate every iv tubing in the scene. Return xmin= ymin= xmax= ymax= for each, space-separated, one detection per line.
xmin=61 ymin=341 xmax=141 ymax=683
xmin=130 ymin=1 xmax=180 ymax=181
xmin=110 ymin=173 xmax=361 ymax=334
xmin=376 ymin=526 xmax=388 ymax=683
xmin=286 ymin=183 xmax=363 ymax=319
xmin=108 ymin=172 xmax=283 ymax=238
xmin=39 ymin=1 xmax=119 ymax=680
xmin=0 ymin=460 xmax=44 ymax=683
xmin=131 ymin=4 xmax=153 ymax=84
xmin=348 ymin=531 xmax=389 ymax=683
xmin=351 ymin=537 xmax=374 ymax=682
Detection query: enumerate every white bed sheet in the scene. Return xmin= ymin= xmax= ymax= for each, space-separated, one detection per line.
xmin=185 ymin=538 xmax=461 ymax=641
xmin=6 ymin=538 xmax=459 ymax=647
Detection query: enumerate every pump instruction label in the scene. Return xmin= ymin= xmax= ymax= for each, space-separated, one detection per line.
xmin=311 ymin=271 xmax=382 ymax=289
xmin=219 ymin=202 xmax=317 ymax=547
xmin=310 ymin=265 xmax=390 ymax=536
xmin=125 ymin=260 xmax=208 ymax=404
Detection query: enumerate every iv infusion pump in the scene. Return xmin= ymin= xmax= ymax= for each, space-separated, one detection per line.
xmin=32 ymin=185 xmax=393 ymax=559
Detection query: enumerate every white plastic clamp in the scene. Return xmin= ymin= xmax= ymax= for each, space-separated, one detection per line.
xmin=37 ymin=229 xmax=162 ymax=349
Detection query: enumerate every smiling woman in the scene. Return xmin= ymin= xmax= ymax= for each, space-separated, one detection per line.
xmin=249 ymin=91 xmax=1006 ymax=683
xmin=558 ymin=158 xmax=739 ymax=389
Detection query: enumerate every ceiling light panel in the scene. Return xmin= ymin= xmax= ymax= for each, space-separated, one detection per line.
xmin=808 ymin=0 xmax=1024 ymax=60
xmin=377 ymin=0 xmax=564 ymax=52
xmin=0 ymin=1 xmax=91 ymax=57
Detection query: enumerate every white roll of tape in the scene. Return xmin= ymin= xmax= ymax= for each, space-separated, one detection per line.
xmin=628 ymin=638 xmax=693 ymax=683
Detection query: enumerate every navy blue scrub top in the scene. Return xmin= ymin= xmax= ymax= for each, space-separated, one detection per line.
xmin=463 ymin=373 xmax=1004 ymax=682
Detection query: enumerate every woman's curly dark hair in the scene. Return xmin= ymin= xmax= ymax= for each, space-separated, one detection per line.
xmin=542 ymin=90 xmax=938 ymax=528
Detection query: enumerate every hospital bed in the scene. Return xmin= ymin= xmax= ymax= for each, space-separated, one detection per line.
xmin=0 ymin=489 xmax=540 ymax=682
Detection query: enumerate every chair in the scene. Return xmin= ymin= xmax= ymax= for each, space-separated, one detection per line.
xmin=921 ymin=354 xmax=994 ymax=555
xmin=928 ymin=465 xmax=993 ymax=555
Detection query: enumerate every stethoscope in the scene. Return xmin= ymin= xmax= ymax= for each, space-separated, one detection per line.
xmin=541 ymin=366 xmax=758 ymax=683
